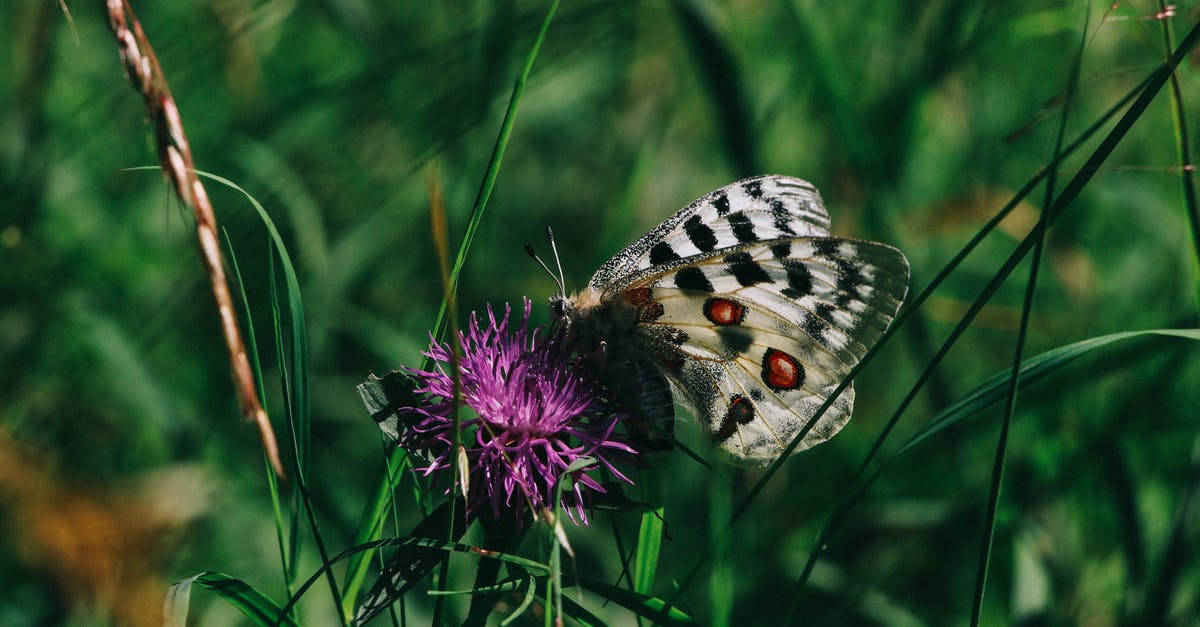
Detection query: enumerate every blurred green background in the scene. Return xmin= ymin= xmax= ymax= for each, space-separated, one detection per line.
xmin=2 ymin=1 xmax=1199 ymax=625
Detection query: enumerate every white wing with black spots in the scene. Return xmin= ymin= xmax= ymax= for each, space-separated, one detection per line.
xmin=612 ymin=237 xmax=906 ymax=462
xmin=557 ymin=175 xmax=909 ymax=465
xmin=623 ymin=238 xmax=908 ymax=364
xmin=587 ymin=176 xmax=832 ymax=292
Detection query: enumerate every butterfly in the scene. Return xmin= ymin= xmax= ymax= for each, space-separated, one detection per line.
xmin=548 ymin=175 xmax=909 ymax=465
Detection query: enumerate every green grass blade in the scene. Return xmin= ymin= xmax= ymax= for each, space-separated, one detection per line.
xmin=431 ymin=0 xmax=562 ymax=342
xmin=632 ymin=507 xmax=664 ymax=596
xmin=971 ymin=11 xmax=1087 ymax=621
xmin=1156 ymin=0 xmax=1200 ymax=311
xmin=784 ymin=328 xmax=1200 ymax=622
xmin=197 ymin=171 xmax=346 ymax=625
xmin=164 ymin=573 xmax=198 ymax=627
xmin=165 ymin=571 xmax=299 ymax=627
xmin=222 ymin=229 xmax=298 ymax=617
xmin=266 ymin=258 xmax=304 ymax=587
xmin=572 ymin=577 xmax=701 ymax=625
xmin=895 ymin=329 xmax=1200 ymax=459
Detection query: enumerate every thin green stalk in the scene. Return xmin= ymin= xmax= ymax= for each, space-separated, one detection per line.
xmin=267 ymin=259 xmax=303 ymax=589
xmin=268 ymin=248 xmax=347 ymax=626
xmin=1156 ymin=0 xmax=1200 ymax=317
xmin=224 ymin=231 xmax=298 ymax=623
xmin=969 ymin=11 xmax=1086 ymax=624
xmin=196 ymin=171 xmax=345 ymax=624
xmin=431 ymin=0 xmax=561 ymax=343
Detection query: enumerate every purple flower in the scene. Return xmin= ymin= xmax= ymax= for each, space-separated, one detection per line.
xmin=397 ymin=300 xmax=635 ymax=524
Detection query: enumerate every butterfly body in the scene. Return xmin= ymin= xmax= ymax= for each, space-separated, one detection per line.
xmin=553 ymin=176 xmax=909 ymax=465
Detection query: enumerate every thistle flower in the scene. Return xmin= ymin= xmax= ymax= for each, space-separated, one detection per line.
xmin=397 ymin=300 xmax=634 ymax=524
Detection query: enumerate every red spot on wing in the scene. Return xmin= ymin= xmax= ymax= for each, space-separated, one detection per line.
xmin=728 ymin=395 xmax=755 ymax=423
xmin=761 ymin=348 xmax=804 ymax=391
xmin=714 ymin=394 xmax=756 ymax=442
xmin=703 ymin=297 xmax=746 ymax=326
xmin=624 ymin=287 xmax=664 ymax=322
xmin=625 ymin=287 xmax=653 ymax=306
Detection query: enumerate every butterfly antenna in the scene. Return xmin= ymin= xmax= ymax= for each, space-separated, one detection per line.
xmin=524 ymin=242 xmax=564 ymax=295
xmin=545 ymin=226 xmax=567 ymax=294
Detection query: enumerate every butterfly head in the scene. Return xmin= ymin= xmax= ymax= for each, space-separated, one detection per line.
xmin=548 ymin=291 xmax=570 ymax=323
xmin=548 ymin=284 xmax=602 ymax=320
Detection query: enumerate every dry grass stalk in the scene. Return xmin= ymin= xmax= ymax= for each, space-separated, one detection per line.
xmin=105 ymin=0 xmax=284 ymax=479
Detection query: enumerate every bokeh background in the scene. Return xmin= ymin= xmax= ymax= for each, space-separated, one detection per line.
xmin=2 ymin=1 xmax=1199 ymax=625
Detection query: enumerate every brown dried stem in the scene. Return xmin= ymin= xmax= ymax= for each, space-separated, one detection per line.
xmin=105 ymin=0 xmax=284 ymax=479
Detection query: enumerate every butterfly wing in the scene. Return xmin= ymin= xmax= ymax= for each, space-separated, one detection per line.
xmin=612 ymin=237 xmax=908 ymax=463
xmin=574 ymin=175 xmax=908 ymax=464
xmin=587 ymin=175 xmax=833 ymax=292
xmin=579 ymin=176 xmax=908 ymax=464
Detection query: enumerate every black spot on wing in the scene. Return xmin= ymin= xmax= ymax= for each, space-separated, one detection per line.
xmin=718 ymin=327 xmax=753 ymax=356
xmin=780 ymin=259 xmax=814 ymax=299
xmin=650 ymin=241 xmax=681 ymax=265
xmin=724 ymin=251 xmax=770 ymax=286
xmin=802 ymin=314 xmax=826 ymax=342
xmin=812 ymin=302 xmax=837 ymax=326
xmin=770 ymin=199 xmax=797 ymax=236
xmin=727 ymin=211 xmax=758 ymax=244
xmin=803 ymin=304 xmax=839 ymax=350
xmin=742 ymin=180 xmax=764 ymax=198
xmin=684 ymin=215 xmax=718 ymax=252
xmin=674 ymin=266 xmax=714 ymax=292
xmin=811 ymin=239 xmax=867 ymax=306
xmin=770 ymin=242 xmax=791 ymax=259
xmin=833 ymin=258 xmax=866 ymax=307
xmin=813 ymin=239 xmax=841 ymax=258
xmin=714 ymin=395 xmax=756 ymax=442
xmin=712 ymin=191 xmax=731 ymax=216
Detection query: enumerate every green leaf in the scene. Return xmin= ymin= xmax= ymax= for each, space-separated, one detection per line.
xmin=354 ymin=499 xmax=474 ymax=625
xmin=357 ymin=370 xmax=423 ymax=443
xmin=165 ymin=571 xmax=298 ymax=627
xmin=573 ymin=577 xmax=701 ymax=625
xmin=633 ymin=507 xmax=664 ymax=595
xmin=894 ymin=329 xmax=1200 ymax=460
xmin=199 ymin=170 xmax=345 ymax=624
